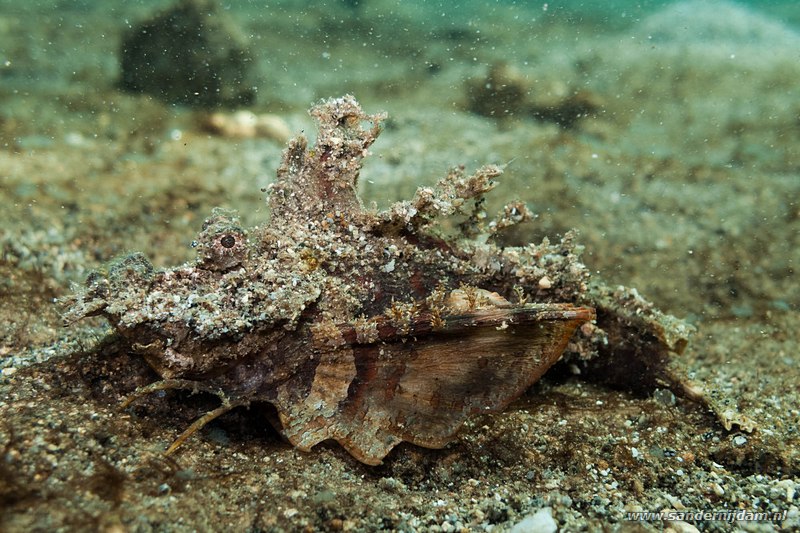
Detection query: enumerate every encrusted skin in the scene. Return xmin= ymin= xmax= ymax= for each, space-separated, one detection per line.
xmin=65 ymin=95 xmax=696 ymax=464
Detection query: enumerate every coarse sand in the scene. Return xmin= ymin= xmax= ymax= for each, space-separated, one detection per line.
xmin=1 ymin=1 xmax=798 ymax=531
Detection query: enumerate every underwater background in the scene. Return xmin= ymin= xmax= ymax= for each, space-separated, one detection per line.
xmin=1 ymin=0 xmax=799 ymax=531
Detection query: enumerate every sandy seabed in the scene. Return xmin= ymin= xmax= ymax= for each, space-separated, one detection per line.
xmin=1 ymin=0 xmax=798 ymax=531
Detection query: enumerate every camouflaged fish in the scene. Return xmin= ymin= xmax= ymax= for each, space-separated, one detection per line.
xmin=65 ymin=95 xmax=714 ymax=465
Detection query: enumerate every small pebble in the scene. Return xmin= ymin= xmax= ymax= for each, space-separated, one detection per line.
xmin=653 ymin=388 xmax=676 ymax=406
xmin=667 ymin=520 xmax=700 ymax=533
xmin=510 ymin=508 xmax=557 ymax=533
xmin=312 ymin=489 xmax=336 ymax=504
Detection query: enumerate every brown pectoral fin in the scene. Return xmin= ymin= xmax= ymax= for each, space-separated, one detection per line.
xmin=273 ymin=304 xmax=594 ymax=465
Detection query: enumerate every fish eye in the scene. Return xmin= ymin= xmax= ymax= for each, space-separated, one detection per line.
xmin=220 ymin=234 xmax=236 ymax=249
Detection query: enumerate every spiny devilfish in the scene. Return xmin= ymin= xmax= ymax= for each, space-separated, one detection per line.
xmin=65 ymin=95 xmax=721 ymax=465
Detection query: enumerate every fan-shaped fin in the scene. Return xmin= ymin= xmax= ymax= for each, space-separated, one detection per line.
xmin=273 ymin=304 xmax=593 ymax=464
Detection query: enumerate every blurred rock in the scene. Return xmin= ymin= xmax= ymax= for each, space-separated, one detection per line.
xmin=120 ymin=0 xmax=255 ymax=108
xmin=201 ymin=111 xmax=291 ymax=142
xmin=466 ymin=62 xmax=599 ymax=128
xmin=529 ymin=88 xmax=600 ymax=128
xmin=465 ymin=63 xmax=530 ymax=119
